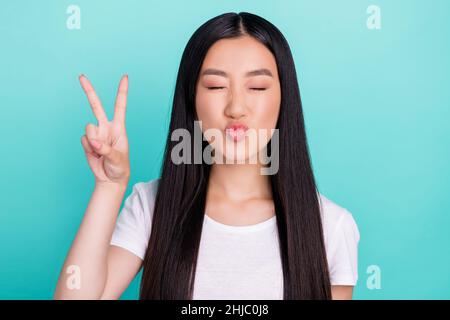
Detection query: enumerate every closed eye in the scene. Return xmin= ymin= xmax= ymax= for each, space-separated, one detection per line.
xmin=207 ymin=87 xmax=267 ymax=91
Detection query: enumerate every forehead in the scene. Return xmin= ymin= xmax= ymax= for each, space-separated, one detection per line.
xmin=200 ymin=35 xmax=278 ymax=77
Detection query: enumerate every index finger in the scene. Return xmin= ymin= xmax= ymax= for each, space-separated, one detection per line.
xmin=113 ymin=74 xmax=128 ymax=126
xmin=79 ymin=74 xmax=109 ymax=125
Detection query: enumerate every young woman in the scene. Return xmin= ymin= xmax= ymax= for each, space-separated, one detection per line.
xmin=55 ymin=12 xmax=360 ymax=300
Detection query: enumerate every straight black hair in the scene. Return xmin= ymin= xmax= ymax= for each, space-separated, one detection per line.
xmin=140 ymin=12 xmax=332 ymax=299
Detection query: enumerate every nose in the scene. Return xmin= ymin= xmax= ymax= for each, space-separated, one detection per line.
xmin=224 ymin=87 xmax=247 ymax=120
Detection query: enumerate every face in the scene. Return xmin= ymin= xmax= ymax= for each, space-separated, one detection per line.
xmin=195 ymin=35 xmax=281 ymax=164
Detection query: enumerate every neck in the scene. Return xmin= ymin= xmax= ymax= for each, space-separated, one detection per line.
xmin=207 ymin=162 xmax=272 ymax=202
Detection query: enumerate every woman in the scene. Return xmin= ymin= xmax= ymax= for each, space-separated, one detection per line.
xmin=55 ymin=12 xmax=360 ymax=300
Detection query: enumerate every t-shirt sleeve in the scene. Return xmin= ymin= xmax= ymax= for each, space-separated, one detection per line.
xmin=327 ymin=209 xmax=360 ymax=286
xmin=110 ymin=182 xmax=151 ymax=260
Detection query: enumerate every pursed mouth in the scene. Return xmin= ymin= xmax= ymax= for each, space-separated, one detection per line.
xmin=225 ymin=127 xmax=248 ymax=142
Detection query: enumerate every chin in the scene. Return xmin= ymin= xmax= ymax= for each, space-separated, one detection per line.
xmin=215 ymin=146 xmax=260 ymax=164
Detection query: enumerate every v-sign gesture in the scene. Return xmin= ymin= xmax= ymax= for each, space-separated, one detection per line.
xmin=80 ymin=74 xmax=131 ymax=187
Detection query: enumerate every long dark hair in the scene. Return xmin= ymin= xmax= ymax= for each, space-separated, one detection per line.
xmin=140 ymin=12 xmax=331 ymax=299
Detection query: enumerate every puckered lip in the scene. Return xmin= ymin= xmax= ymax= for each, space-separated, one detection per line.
xmin=225 ymin=122 xmax=249 ymax=132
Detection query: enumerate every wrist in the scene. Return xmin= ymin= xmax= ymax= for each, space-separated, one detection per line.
xmin=95 ymin=181 xmax=128 ymax=193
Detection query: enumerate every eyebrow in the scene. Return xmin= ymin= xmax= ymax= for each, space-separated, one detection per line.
xmin=201 ymin=68 xmax=273 ymax=78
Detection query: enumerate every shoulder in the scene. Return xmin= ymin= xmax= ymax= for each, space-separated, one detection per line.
xmin=317 ymin=192 xmax=361 ymax=285
xmin=110 ymin=177 xmax=161 ymax=259
xmin=317 ymin=192 xmax=360 ymax=245
xmin=119 ymin=177 xmax=161 ymax=225
xmin=133 ymin=177 xmax=160 ymax=202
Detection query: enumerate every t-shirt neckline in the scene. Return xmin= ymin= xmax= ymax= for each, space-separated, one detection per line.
xmin=204 ymin=213 xmax=277 ymax=233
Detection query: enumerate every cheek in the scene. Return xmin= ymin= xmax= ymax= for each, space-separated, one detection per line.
xmin=252 ymin=92 xmax=281 ymax=130
xmin=195 ymin=91 xmax=226 ymax=131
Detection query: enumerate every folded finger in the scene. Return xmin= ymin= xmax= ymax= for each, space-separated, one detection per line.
xmin=81 ymin=135 xmax=101 ymax=158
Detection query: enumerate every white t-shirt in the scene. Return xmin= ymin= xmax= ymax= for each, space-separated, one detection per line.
xmin=110 ymin=178 xmax=360 ymax=299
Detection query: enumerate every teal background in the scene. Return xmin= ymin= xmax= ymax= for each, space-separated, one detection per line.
xmin=1 ymin=0 xmax=449 ymax=299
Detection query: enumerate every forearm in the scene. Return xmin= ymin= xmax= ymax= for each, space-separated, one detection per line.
xmin=54 ymin=182 xmax=127 ymax=299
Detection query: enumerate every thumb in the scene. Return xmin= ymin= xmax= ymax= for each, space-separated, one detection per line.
xmin=88 ymin=138 xmax=121 ymax=164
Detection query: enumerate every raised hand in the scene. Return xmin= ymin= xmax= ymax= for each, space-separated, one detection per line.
xmin=79 ymin=74 xmax=131 ymax=187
